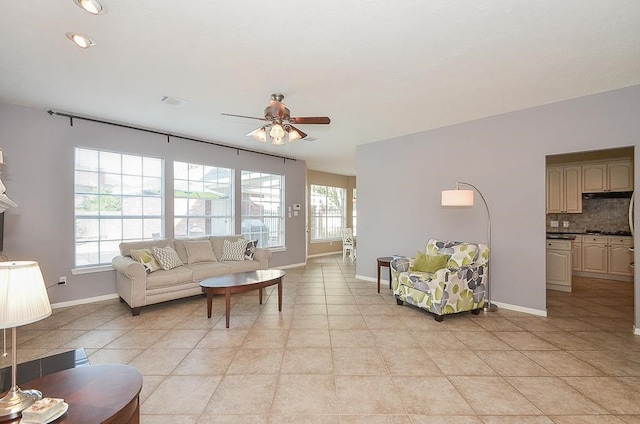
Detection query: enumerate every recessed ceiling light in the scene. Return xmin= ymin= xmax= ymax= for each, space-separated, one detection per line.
xmin=73 ymin=0 xmax=105 ymax=14
xmin=66 ymin=32 xmax=96 ymax=49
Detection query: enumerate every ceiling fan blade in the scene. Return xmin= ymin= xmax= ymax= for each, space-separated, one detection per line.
xmin=291 ymin=116 xmax=331 ymax=125
xmin=221 ymin=113 xmax=267 ymax=122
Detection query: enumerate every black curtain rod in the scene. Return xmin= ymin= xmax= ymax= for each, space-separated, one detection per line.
xmin=47 ymin=109 xmax=297 ymax=163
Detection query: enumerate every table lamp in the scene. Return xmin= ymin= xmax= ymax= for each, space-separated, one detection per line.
xmin=0 ymin=261 xmax=52 ymax=421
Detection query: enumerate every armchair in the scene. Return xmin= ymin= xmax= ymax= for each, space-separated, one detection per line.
xmin=391 ymin=238 xmax=489 ymax=321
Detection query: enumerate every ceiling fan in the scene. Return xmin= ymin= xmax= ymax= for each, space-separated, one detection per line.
xmin=221 ymin=93 xmax=331 ymax=145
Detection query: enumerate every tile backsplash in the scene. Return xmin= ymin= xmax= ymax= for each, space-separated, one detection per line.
xmin=547 ymin=197 xmax=632 ymax=233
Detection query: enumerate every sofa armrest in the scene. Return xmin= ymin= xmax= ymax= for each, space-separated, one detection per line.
xmin=253 ymin=248 xmax=272 ymax=269
xmin=112 ymin=256 xmax=146 ymax=279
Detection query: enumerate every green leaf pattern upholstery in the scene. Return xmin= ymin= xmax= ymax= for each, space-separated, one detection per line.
xmin=391 ymin=238 xmax=489 ymax=320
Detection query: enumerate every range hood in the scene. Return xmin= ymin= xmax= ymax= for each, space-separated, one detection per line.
xmin=582 ymin=191 xmax=633 ymax=199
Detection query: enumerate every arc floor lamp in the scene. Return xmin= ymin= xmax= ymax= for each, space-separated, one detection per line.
xmin=441 ymin=181 xmax=497 ymax=312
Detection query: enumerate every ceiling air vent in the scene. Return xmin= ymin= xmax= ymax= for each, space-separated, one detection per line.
xmin=305 ymin=137 xmax=319 ymax=142
xmin=160 ymin=96 xmax=187 ymax=108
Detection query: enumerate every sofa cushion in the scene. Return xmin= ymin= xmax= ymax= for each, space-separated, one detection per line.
xmin=146 ymin=266 xmax=194 ymax=289
xmin=220 ymin=238 xmax=247 ymax=261
xmin=183 ymin=240 xmax=217 ymax=264
xmin=152 ymin=245 xmax=184 ymax=270
xmin=120 ymin=239 xmax=174 ymax=257
xmin=426 ymin=239 xmax=479 ymax=269
xmin=413 ymin=252 xmax=450 ymax=273
xmin=130 ymin=248 xmax=161 ymax=273
xmin=186 ymin=262 xmax=231 ymax=281
xmin=244 ymin=239 xmax=258 ymax=260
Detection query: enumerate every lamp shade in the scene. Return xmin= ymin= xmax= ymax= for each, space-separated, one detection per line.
xmin=0 ymin=261 xmax=52 ymax=329
xmin=441 ymin=189 xmax=474 ymax=207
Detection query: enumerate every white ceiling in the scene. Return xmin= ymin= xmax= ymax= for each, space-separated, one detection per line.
xmin=2 ymin=1 xmax=640 ymax=175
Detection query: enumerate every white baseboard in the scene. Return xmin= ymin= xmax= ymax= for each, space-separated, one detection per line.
xmin=490 ymin=300 xmax=547 ymax=317
xmin=307 ymin=252 xmax=341 ymax=258
xmin=276 ymin=262 xmax=307 ymax=270
xmin=355 ymin=274 xmax=379 ymax=283
xmin=51 ymin=293 xmax=119 ymax=309
xmin=634 ymin=326 xmax=640 ymax=336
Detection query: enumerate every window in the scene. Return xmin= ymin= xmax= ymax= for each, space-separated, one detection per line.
xmin=241 ymin=171 xmax=284 ymax=248
xmin=74 ymin=148 xmax=163 ymax=267
xmin=352 ymin=188 xmax=357 ymax=236
xmin=174 ymin=162 xmax=233 ymax=237
xmin=310 ymin=184 xmax=346 ymax=241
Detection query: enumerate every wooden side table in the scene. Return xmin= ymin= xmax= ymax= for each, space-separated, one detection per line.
xmin=377 ymin=256 xmax=394 ymax=293
xmin=3 ymin=364 xmax=143 ymax=424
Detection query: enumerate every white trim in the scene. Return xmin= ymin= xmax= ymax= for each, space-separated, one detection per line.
xmin=492 ymin=300 xmax=547 ymax=317
xmin=71 ymin=265 xmax=114 ymax=275
xmin=51 ymin=293 xmax=119 ymax=309
xmin=268 ymin=247 xmax=287 ymax=253
xmin=356 ymin=274 xmax=376 ymax=282
xmin=634 ymin=325 xmax=640 ymax=336
xmin=307 ymin=252 xmax=342 ymax=258
xmin=274 ymin=262 xmax=306 ymax=270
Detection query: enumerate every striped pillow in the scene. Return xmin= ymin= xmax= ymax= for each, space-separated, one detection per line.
xmin=151 ymin=245 xmax=184 ymax=270
xmin=220 ymin=239 xmax=247 ymax=261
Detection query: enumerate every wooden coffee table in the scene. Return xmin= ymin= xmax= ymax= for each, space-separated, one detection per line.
xmin=3 ymin=364 xmax=142 ymax=423
xmin=200 ymin=269 xmax=285 ymax=328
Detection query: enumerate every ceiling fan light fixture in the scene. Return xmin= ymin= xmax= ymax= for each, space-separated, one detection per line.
xmin=73 ymin=0 xmax=105 ymax=14
xmin=66 ymin=32 xmax=96 ymax=48
xmin=272 ymin=136 xmax=285 ymax=146
xmin=269 ymin=123 xmax=285 ymax=139
xmin=286 ymin=126 xmax=306 ymax=142
xmin=247 ymin=127 xmax=267 ymax=142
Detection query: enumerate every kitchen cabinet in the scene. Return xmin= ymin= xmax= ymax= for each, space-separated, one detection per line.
xmin=546 ymin=165 xmax=582 ymax=213
xmin=608 ymin=237 xmax=634 ymax=276
xmin=582 ymin=236 xmax=608 ymax=273
xmin=582 ymin=160 xmax=633 ymax=193
xmin=546 ymin=239 xmax=572 ymax=292
xmin=571 ymin=235 xmax=582 ymax=272
xmin=580 ymin=235 xmax=633 ymax=277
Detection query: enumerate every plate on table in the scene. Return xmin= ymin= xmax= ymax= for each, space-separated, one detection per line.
xmin=20 ymin=402 xmax=68 ymax=424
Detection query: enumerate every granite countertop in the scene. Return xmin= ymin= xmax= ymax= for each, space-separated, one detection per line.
xmin=546 ymin=231 xmax=633 ymax=240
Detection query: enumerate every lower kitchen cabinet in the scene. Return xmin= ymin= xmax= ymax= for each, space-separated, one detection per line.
xmin=571 ymin=235 xmax=582 ymax=272
xmin=578 ymin=235 xmax=633 ymax=279
xmin=582 ymin=236 xmax=608 ymax=273
xmin=608 ymin=237 xmax=634 ymax=276
xmin=547 ymin=239 xmax=572 ymax=292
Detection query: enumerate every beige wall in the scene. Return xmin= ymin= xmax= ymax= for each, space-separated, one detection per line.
xmin=307 ymin=170 xmax=356 ymax=256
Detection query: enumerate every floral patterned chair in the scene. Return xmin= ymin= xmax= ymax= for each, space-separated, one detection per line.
xmin=391 ymin=238 xmax=489 ymax=321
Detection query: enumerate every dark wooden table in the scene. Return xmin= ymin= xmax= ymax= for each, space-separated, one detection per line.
xmin=3 ymin=364 xmax=142 ymax=424
xmin=377 ymin=256 xmax=394 ymax=293
xmin=200 ymin=269 xmax=285 ymax=328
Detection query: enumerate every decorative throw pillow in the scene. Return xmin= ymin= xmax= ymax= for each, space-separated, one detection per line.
xmin=412 ymin=252 xmax=450 ymax=273
xmin=151 ymin=245 xmax=184 ymax=270
xmin=130 ymin=248 xmax=161 ymax=273
xmin=244 ymin=239 xmax=258 ymax=260
xmin=184 ymin=240 xmax=217 ymax=264
xmin=220 ymin=239 xmax=247 ymax=261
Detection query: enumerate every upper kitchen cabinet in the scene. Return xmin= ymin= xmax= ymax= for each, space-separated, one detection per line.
xmin=547 ymin=165 xmax=582 ymax=213
xmin=582 ymin=160 xmax=634 ymax=193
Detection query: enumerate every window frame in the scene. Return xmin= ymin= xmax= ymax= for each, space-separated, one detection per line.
xmin=73 ymin=147 xmax=164 ymax=268
xmin=240 ymin=170 xmax=285 ymax=249
xmin=173 ymin=161 xmax=234 ymax=238
xmin=309 ymin=184 xmax=347 ymax=242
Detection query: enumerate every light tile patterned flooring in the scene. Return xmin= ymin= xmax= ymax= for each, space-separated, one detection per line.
xmin=5 ymin=256 xmax=640 ymax=423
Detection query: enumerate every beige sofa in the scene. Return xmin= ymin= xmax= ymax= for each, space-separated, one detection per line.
xmin=112 ymin=235 xmax=272 ymax=315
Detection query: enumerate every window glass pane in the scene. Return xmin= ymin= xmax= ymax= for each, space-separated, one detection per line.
xmin=74 ymin=148 xmax=164 ymax=267
xmin=75 ymin=171 xmax=99 ymax=193
xmin=241 ymin=170 xmax=284 ymax=248
xmin=173 ymin=161 xmax=234 ymax=238
xmin=122 ymin=155 xmax=142 ymax=176
xmin=310 ymin=184 xmax=346 ymax=241
xmin=99 ymin=151 xmax=121 ymax=174
xmin=76 ymin=149 xmax=99 ymax=172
